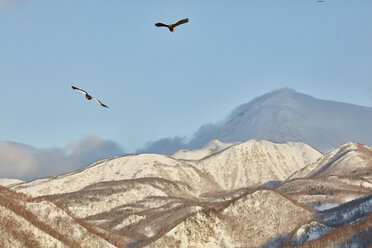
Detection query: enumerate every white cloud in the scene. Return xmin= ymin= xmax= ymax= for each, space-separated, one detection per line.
xmin=0 ymin=136 xmax=124 ymax=181
xmin=0 ymin=142 xmax=38 ymax=179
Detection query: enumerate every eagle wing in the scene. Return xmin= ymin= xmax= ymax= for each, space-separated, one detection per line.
xmin=92 ymin=97 xmax=109 ymax=108
xmin=155 ymin=23 xmax=169 ymax=28
xmin=172 ymin=18 xmax=189 ymax=27
xmin=72 ymin=85 xmax=88 ymax=95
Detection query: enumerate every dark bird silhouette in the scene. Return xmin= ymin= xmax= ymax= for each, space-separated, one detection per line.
xmin=71 ymin=85 xmax=108 ymax=108
xmin=155 ymin=18 xmax=189 ymax=32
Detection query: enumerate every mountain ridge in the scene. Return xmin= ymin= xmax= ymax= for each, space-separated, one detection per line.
xmin=11 ymin=139 xmax=321 ymax=197
xmin=2 ymin=139 xmax=372 ymax=247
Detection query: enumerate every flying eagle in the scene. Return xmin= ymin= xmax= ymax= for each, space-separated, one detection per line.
xmin=71 ymin=85 xmax=109 ymax=108
xmin=155 ymin=18 xmax=189 ymax=32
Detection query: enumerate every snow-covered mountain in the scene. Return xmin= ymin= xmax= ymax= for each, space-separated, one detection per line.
xmin=2 ymin=139 xmax=372 ymax=247
xmin=11 ymin=139 xmax=321 ymax=197
xmin=213 ymin=89 xmax=372 ymax=153
xmin=288 ymin=142 xmax=372 ymax=181
xmin=143 ymin=88 xmax=372 ymax=154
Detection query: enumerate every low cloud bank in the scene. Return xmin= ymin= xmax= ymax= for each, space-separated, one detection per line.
xmin=137 ymin=136 xmax=187 ymax=155
xmin=0 ymin=136 xmax=124 ymax=181
xmin=138 ymin=123 xmax=221 ymax=155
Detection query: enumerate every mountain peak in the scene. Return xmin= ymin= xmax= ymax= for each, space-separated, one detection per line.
xmin=252 ymin=88 xmax=311 ymax=108
xmin=226 ymin=88 xmax=305 ymax=120
xmin=269 ymin=87 xmax=298 ymax=96
xmin=213 ymin=88 xmax=372 ymax=153
xmin=142 ymin=88 xmax=372 ymax=155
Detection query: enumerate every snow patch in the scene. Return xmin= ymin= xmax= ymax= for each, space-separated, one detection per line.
xmin=0 ymin=178 xmax=24 ymax=186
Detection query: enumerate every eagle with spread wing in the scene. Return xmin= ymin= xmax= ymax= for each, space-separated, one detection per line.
xmin=72 ymin=85 xmax=109 ymax=108
xmin=155 ymin=18 xmax=189 ymax=32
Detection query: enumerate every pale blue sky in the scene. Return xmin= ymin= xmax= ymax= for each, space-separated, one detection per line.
xmin=1 ymin=0 xmax=371 ymax=155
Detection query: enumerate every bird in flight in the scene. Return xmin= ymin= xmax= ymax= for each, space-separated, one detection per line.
xmin=155 ymin=18 xmax=189 ymax=32
xmin=71 ymin=85 xmax=109 ymax=108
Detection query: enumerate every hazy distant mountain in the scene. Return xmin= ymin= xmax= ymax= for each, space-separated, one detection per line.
xmin=142 ymin=88 xmax=372 ymax=154
xmin=3 ymin=139 xmax=371 ymax=247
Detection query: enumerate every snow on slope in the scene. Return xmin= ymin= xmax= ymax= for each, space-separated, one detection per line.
xmin=24 ymin=200 xmax=116 ymax=247
xmin=56 ymin=178 xmax=195 ymax=218
xmin=12 ymin=154 xmax=204 ymax=197
xmin=288 ymin=142 xmax=372 ymax=181
xmin=288 ymin=221 xmax=333 ymax=245
xmin=197 ymin=140 xmax=322 ymax=190
xmin=0 ymin=186 xmax=115 ymax=248
xmin=279 ymin=143 xmax=372 ymax=209
xmin=288 ymin=196 xmax=372 ymax=246
xmin=170 ymin=140 xmax=236 ymax=160
xmin=0 ymin=205 xmax=67 ymax=248
xmin=317 ymin=195 xmax=372 ymax=227
xmin=278 ymin=175 xmax=372 ymax=208
xmin=0 ymin=178 xmax=24 ymax=186
xmin=147 ymin=189 xmax=314 ymax=248
xmin=12 ymin=139 xmax=321 ymax=197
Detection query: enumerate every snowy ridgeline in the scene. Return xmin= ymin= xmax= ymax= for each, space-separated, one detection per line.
xmin=10 ymin=139 xmax=322 ymax=197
